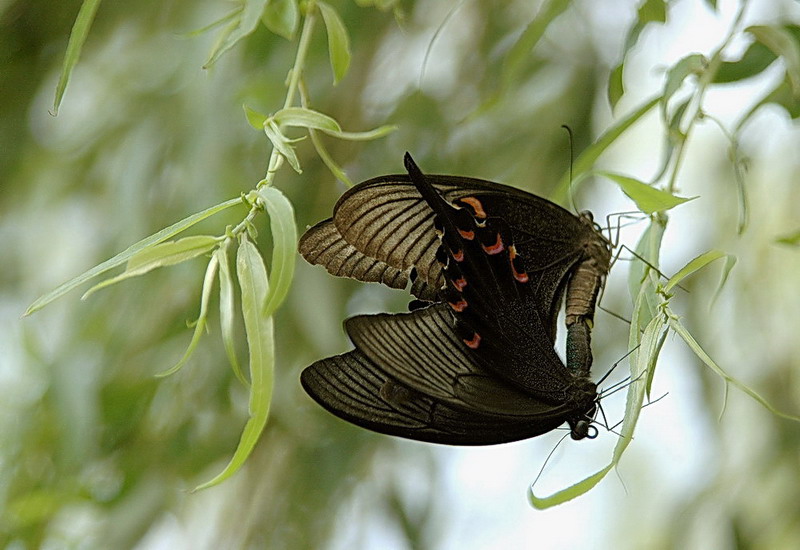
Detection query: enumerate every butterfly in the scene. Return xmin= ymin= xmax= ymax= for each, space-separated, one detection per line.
xmin=298 ymin=153 xmax=611 ymax=444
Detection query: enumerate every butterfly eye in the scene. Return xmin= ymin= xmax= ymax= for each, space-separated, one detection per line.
xmin=570 ymin=419 xmax=591 ymax=440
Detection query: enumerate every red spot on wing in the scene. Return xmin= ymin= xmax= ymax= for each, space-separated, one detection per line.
xmin=449 ymin=298 xmax=468 ymax=312
xmin=482 ymin=234 xmax=505 ymax=255
xmin=459 ymin=197 xmax=487 ymax=219
xmin=452 ymin=277 xmax=467 ymax=291
xmin=512 ymin=265 xmax=529 ymax=283
xmin=463 ymin=332 xmax=482 ymax=349
xmin=508 ymin=245 xmax=528 ymax=282
xmin=452 ymin=249 xmax=465 ymax=262
xmin=458 ymin=228 xmax=475 ymax=240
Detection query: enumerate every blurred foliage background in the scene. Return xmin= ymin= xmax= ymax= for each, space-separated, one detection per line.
xmin=2 ymin=0 xmax=800 ymax=548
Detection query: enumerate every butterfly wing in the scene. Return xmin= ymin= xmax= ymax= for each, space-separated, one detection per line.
xmin=403 ymin=154 xmax=587 ymax=398
xmin=298 ymin=171 xmax=597 ymax=339
xmin=301 ymin=304 xmax=582 ymax=445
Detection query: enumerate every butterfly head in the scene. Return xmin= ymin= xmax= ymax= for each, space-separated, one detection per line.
xmin=567 ymin=380 xmax=600 ymax=440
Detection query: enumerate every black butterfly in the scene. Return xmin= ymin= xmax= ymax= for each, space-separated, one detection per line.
xmin=299 ymin=153 xmax=611 ymax=444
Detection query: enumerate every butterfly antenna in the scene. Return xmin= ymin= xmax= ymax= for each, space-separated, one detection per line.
xmin=561 ymin=125 xmax=578 ymax=215
xmin=599 ymin=362 xmax=649 ymax=401
xmin=598 ymin=304 xmax=632 ymax=325
xmin=595 ymin=345 xmax=639 ymax=387
xmin=619 ymin=244 xmax=690 ymax=293
xmin=531 ymin=432 xmax=570 ymax=489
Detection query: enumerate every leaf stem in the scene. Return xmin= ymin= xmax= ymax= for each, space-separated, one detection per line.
xmin=666 ymin=0 xmax=750 ymax=193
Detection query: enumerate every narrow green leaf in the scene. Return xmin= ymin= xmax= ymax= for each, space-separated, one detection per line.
xmin=243 ymin=105 xmax=268 ymax=130
xmin=531 ymin=311 xmax=666 ymax=509
xmin=648 ymin=96 xmax=690 ymax=184
xmin=204 ymin=0 xmax=269 ymax=68
xmin=663 ymin=54 xmax=706 ymax=107
xmin=669 ymin=315 xmax=800 ymax=423
xmin=664 ymin=249 xmax=726 ymax=292
xmin=747 ymin=25 xmax=800 ymax=96
xmin=53 ymin=0 xmax=103 ymax=115
xmin=25 ymin=198 xmax=242 ymax=316
xmin=630 ymin=0 xmax=667 ymax=47
xmin=81 ymin=236 xmax=219 ymax=299
xmin=156 ymin=255 xmax=220 ymax=378
xmin=317 ymin=1 xmax=351 ymax=84
xmin=714 ymin=41 xmax=776 ymax=83
xmin=216 ymin=245 xmax=247 ymax=385
xmin=776 ymin=228 xmax=800 ymax=245
xmin=637 ymin=0 xmax=666 ymax=24
xmin=618 ymin=312 xmax=666 ymax=452
xmin=529 ymin=464 xmax=613 ymax=509
xmin=551 ymin=96 xmax=660 ymax=204
xmin=598 ymin=171 xmax=696 ymax=214
xmin=320 ymin=124 xmax=398 ymax=141
xmin=628 ymin=279 xmax=656 ymax=397
xmin=741 ymin=74 xmax=800 ymax=123
xmin=262 ymin=0 xmax=299 ymax=40
xmin=273 ymin=107 xmax=342 ymax=132
xmin=730 ymin=145 xmax=749 ymax=235
xmin=709 ymin=253 xmax=737 ymax=310
xmin=309 ymin=129 xmax=353 ymax=186
xmin=127 ymin=235 xmax=220 ymax=271
xmin=182 ymin=7 xmax=241 ymax=38
xmin=195 ymin=237 xmax=274 ymax=490
xmin=257 ymin=187 xmax=297 ymax=316
xmin=608 ymin=63 xmax=625 ymax=109
xmin=606 ymin=0 xmax=668 ymax=113
xmin=264 ymin=120 xmax=302 ymax=172
xmin=501 ymin=0 xmax=571 ymax=90
xmin=628 ymin=230 xmax=663 ymax=337
xmin=667 ymin=96 xmax=690 ymax=140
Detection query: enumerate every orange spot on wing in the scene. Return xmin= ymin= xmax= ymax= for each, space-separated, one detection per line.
xmin=482 ymin=234 xmax=505 ymax=255
xmin=452 ymin=277 xmax=468 ymax=291
xmin=458 ymin=228 xmax=475 ymax=240
xmin=509 ymin=245 xmax=518 ymax=260
xmin=452 ymin=249 xmax=464 ymax=262
xmin=463 ymin=332 xmax=482 ymax=349
xmin=449 ymin=298 xmax=468 ymax=312
xmin=459 ymin=197 xmax=487 ymax=218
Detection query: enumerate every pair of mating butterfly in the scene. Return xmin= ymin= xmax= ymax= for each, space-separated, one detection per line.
xmin=299 ymin=153 xmax=613 ymax=445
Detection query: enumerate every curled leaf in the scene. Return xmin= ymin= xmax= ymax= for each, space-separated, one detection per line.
xmin=257 ymin=186 xmax=297 ymax=316
xmin=195 ymin=236 xmax=274 ymax=490
xmin=216 ymin=244 xmax=247 ymax=385
xmin=156 ymin=255 xmax=220 ymax=378
xmin=264 ymin=119 xmax=302 ymax=173
xmin=25 ymin=197 xmax=242 ymax=316
xmin=53 ymin=0 xmax=103 ymax=114
xmin=317 ymin=1 xmax=351 ymax=84
xmin=82 ymin=235 xmax=219 ymax=300
xmin=262 ymin=0 xmax=299 ymax=40
xmin=272 ymin=107 xmax=341 ymax=132
xmin=204 ymin=0 xmax=269 ymax=68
